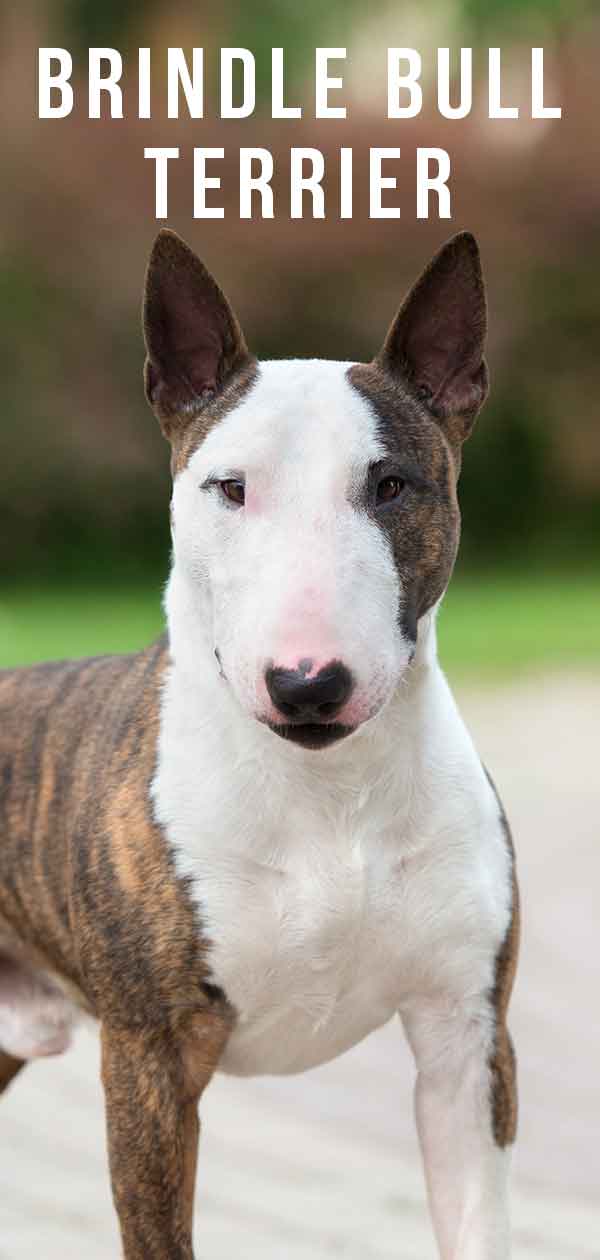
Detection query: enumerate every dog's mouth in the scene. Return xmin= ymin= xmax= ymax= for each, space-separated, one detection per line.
xmin=266 ymin=721 xmax=355 ymax=750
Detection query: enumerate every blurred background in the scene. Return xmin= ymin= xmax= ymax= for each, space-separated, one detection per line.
xmin=1 ymin=2 xmax=599 ymax=1258
xmin=1 ymin=0 xmax=599 ymax=675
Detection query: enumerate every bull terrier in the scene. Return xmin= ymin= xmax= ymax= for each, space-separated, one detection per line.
xmin=0 ymin=229 xmax=519 ymax=1259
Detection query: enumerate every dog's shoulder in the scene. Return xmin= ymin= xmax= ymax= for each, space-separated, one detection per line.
xmin=0 ymin=639 xmax=225 ymax=1032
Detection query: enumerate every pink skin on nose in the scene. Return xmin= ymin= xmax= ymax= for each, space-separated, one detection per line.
xmin=257 ymin=592 xmax=382 ymax=729
xmin=274 ymin=588 xmax=339 ymax=681
xmin=254 ymin=582 xmax=390 ymax=729
xmin=255 ymin=586 xmax=346 ymax=722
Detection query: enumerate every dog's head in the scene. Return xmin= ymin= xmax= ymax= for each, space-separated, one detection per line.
xmin=143 ymin=230 xmax=488 ymax=750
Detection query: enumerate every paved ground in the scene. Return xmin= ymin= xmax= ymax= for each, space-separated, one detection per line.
xmin=1 ymin=672 xmax=599 ymax=1258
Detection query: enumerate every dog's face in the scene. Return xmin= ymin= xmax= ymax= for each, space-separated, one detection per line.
xmin=143 ymin=231 xmax=488 ymax=749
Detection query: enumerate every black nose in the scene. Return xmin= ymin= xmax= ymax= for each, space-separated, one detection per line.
xmin=265 ymin=661 xmax=353 ymax=722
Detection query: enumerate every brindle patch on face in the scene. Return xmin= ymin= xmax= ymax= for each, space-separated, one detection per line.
xmin=164 ymin=359 xmax=259 ymax=478
xmin=347 ymin=362 xmax=461 ymax=643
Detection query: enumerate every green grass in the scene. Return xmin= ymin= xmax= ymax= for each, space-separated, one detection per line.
xmin=437 ymin=575 xmax=600 ymax=677
xmin=0 ymin=576 xmax=598 ymax=678
xmin=0 ymin=586 xmax=165 ymax=669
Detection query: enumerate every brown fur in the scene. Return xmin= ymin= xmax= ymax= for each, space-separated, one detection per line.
xmin=168 ymin=357 xmax=259 ymax=477
xmin=346 ymin=232 xmax=488 ymax=644
xmin=142 ymin=229 xmax=260 ymax=475
xmin=0 ymin=640 xmax=234 ymax=1254
xmin=143 ymin=229 xmax=256 ymax=440
xmin=485 ymin=771 xmax=519 ymax=1147
xmin=380 ymin=230 xmax=489 ymax=445
xmin=490 ymin=887 xmax=519 ymax=1147
xmin=0 ymin=1048 xmax=24 ymax=1094
xmin=101 ymin=1013 xmax=230 ymax=1259
xmin=348 ymin=361 xmax=461 ymax=642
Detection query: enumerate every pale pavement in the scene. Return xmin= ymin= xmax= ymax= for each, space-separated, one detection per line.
xmin=1 ymin=673 xmax=599 ymax=1259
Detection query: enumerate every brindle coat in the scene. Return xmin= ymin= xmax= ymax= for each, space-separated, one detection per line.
xmin=0 ymin=646 xmax=232 ymax=1258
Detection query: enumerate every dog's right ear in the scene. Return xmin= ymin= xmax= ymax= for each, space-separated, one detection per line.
xmin=143 ymin=229 xmax=251 ymax=437
xmin=378 ymin=231 xmax=488 ymax=445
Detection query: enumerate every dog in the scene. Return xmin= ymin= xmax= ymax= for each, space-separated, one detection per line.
xmin=0 ymin=229 xmax=519 ymax=1259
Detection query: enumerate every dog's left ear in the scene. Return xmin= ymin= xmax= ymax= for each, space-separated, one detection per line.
xmin=143 ymin=229 xmax=251 ymax=437
xmin=378 ymin=231 xmax=488 ymax=443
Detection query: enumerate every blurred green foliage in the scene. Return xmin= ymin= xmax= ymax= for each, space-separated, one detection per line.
xmin=61 ymin=0 xmax=369 ymax=101
xmin=54 ymin=0 xmax=600 ymax=118
xmin=2 ymin=235 xmax=598 ymax=581
xmin=457 ymin=0 xmax=596 ymax=38
xmin=0 ymin=252 xmax=170 ymax=583
xmin=63 ymin=0 xmax=161 ymax=50
xmin=60 ymin=0 xmax=597 ymax=51
xmin=460 ymin=249 xmax=600 ymax=569
xmin=2 ymin=0 xmax=599 ymax=582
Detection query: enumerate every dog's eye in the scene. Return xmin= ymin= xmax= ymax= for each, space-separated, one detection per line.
xmin=219 ymin=480 xmax=245 ymax=507
xmin=376 ymin=476 xmax=406 ymax=506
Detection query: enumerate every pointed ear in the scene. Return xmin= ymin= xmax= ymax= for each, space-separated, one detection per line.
xmin=378 ymin=232 xmax=489 ymax=442
xmin=143 ymin=229 xmax=251 ymax=436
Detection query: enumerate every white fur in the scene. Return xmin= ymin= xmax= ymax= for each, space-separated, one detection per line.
xmin=0 ymin=960 xmax=76 ymax=1059
xmin=152 ymin=358 xmax=515 ymax=1256
xmin=166 ymin=360 xmax=411 ymax=728
xmin=156 ymin=629 xmax=510 ymax=1078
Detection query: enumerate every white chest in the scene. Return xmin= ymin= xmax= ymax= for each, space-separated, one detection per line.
xmin=153 ymin=665 xmax=510 ymax=1078
xmin=197 ymin=813 xmax=413 ymax=1075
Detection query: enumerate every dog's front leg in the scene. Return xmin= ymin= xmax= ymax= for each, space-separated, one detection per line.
xmin=402 ymin=998 xmax=517 ymax=1260
xmin=101 ymin=1014 xmax=230 ymax=1259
